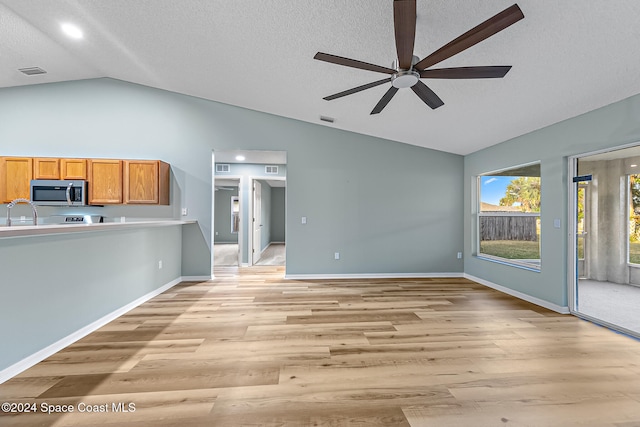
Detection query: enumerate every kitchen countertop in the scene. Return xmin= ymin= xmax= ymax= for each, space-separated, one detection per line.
xmin=0 ymin=219 xmax=196 ymax=239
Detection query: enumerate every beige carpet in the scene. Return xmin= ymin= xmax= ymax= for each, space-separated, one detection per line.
xmin=256 ymin=243 xmax=286 ymax=266
xmin=214 ymin=243 xmax=239 ymax=266
xmin=215 ymin=243 xmax=285 ymax=266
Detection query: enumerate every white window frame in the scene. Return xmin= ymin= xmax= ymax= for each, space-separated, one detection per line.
xmin=476 ymin=162 xmax=541 ymax=271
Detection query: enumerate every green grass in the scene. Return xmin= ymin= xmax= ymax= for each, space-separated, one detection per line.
xmin=482 ymin=240 xmax=640 ymax=264
xmin=480 ymin=240 xmax=539 ymax=260
xmin=630 ymin=242 xmax=640 ymax=264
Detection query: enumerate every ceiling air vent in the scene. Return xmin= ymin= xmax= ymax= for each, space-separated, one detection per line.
xmin=265 ymin=165 xmax=278 ymax=174
xmin=216 ymin=164 xmax=230 ymax=173
xmin=18 ymin=67 xmax=47 ymax=76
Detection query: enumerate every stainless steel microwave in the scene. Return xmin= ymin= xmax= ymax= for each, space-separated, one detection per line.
xmin=30 ymin=180 xmax=88 ymax=206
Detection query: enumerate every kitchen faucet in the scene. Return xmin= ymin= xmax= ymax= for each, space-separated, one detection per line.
xmin=6 ymin=198 xmax=38 ymax=226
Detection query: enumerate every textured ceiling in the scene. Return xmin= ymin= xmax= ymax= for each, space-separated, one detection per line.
xmin=2 ymin=1 xmax=640 ymax=155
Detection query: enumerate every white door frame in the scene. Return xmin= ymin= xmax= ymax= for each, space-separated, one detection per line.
xmin=567 ymin=156 xmax=581 ymax=314
xmin=247 ymin=176 xmax=286 ymax=267
xmin=252 ymin=180 xmax=262 ymax=265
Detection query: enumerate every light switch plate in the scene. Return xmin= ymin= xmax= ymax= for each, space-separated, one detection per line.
xmin=182 ymin=208 xmax=188 ymax=216
xmin=301 ymin=216 xmax=307 ymax=224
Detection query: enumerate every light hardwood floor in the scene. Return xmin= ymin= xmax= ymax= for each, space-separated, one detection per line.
xmin=2 ymin=267 xmax=640 ymax=426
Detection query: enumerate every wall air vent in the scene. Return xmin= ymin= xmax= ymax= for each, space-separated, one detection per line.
xmin=216 ymin=164 xmax=230 ymax=173
xmin=265 ymin=165 xmax=278 ymax=174
xmin=18 ymin=67 xmax=47 ymax=76
xmin=320 ymin=115 xmax=335 ymax=123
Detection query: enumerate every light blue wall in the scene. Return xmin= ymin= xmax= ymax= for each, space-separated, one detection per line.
xmin=271 ymin=187 xmax=286 ymax=242
xmin=464 ymin=93 xmax=640 ymax=308
xmin=0 ymin=225 xmax=182 ymax=372
xmin=0 ymin=78 xmax=464 ymax=275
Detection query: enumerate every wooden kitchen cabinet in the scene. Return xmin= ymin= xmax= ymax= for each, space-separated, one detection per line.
xmin=33 ymin=158 xmax=60 ymax=179
xmin=61 ymin=158 xmax=87 ymax=180
xmin=88 ymin=159 xmax=123 ymax=205
xmin=33 ymin=157 xmax=87 ymax=180
xmin=124 ymin=160 xmax=170 ymax=205
xmin=0 ymin=157 xmax=33 ymax=202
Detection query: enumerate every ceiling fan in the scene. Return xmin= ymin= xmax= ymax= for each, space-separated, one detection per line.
xmin=314 ymin=1 xmax=524 ymax=114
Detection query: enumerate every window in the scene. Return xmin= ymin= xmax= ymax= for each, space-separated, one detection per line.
xmin=231 ymin=196 xmax=240 ymax=233
xmin=478 ymin=163 xmax=541 ymax=269
xmin=629 ymin=174 xmax=640 ymax=264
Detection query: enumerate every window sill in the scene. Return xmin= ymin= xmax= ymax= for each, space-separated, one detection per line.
xmin=476 ymin=254 xmax=541 ymax=272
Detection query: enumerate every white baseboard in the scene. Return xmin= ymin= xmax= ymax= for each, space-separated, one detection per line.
xmin=285 ymin=272 xmax=464 ymax=280
xmin=464 ymin=273 xmax=570 ymax=314
xmin=181 ymin=275 xmax=213 ymax=281
xmin=0 ymin=276 xmax=185 ymax=385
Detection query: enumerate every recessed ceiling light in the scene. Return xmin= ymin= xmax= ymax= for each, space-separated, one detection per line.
xmin=61 ymin=23 xmax=83 ymax=39
xmin=235 ymin=155 xmax=246 ymax=161
xmin=632 ymin=164 xmax=638 ymax=168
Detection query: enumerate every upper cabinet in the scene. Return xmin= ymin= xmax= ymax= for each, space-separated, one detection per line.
xmin=124 ymin=160 xmax=170 ymax=205
xmin=60 ymin=158 xmax=87 ymax=180
xmin=33 ymin=158 xmax=60 ymax=179
xmin=0 ymin=157 xmax=33 ymax=202
xmin=88 ymin=159 xmax=123 ymax=205
xmin=1 ymin=156 xmax=170 ymax=205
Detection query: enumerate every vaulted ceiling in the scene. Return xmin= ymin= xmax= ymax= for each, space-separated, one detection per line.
xmin=2 ymin=1 xmax=640 ymax=155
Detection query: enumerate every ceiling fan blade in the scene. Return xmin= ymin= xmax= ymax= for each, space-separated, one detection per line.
xmin=314 ymin=52 xmax=396 ymax=75
xmin=371 ymin=87 xmax=399 ymax=115
xmin=411 ymin=81 xmax=444 ymax=109
xmin=414 ymin=4 xmax=524 ymax=71
xmin=393 ymin=0 xmax=416 ymax=70
xmin=420 ymin=66 xmax=512 ymax=79
xmin=323 ymin=78 xmax=392 ymax=101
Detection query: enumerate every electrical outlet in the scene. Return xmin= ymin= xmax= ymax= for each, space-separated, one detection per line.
xmin=334 ymin=252 xmax=340 ymax=260
xmin=457 ymin=252 xmax=463 ymax=259
xmin=158 ymin=260 xmax=163 ymax=269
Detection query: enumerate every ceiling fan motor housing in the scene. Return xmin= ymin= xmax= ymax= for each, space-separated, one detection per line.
xmin=392 ymin=70 xmax=420 ymax=88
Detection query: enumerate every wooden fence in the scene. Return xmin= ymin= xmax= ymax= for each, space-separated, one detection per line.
xmin=480 ymin=214 xmax=538 ymax=241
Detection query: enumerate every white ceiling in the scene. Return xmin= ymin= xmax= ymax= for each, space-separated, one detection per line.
xmin=2 ymin=1 xmax=640 ymax=155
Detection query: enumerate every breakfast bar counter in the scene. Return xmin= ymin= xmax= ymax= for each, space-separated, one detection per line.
xmin=0 ymin=219 xmax=195 ymax=239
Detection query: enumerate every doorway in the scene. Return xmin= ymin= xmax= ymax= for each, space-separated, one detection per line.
xmin=212 ymin=150 xmax=287 ymax=270
xmin=213 ymin=177 xmax=240 ymax=266
xmin=570 ymin=145 xmax=640 ymax=337
xmin=249 ymin=177 xmax=286 ymax=266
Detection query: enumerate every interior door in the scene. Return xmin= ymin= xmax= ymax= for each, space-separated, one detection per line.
xmin=252 ymin=180 xmax=262 ymax=264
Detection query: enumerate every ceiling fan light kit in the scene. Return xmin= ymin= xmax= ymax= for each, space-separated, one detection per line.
xmin=314 ymin=1 xmax=524 ymax=115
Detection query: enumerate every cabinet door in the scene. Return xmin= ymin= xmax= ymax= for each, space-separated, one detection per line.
xmin=88 ymin=159 xmax=122 ymax=204
xmin=0 ymin=157 xmax=33 ymax=202
xmin=124 ymin=160 xmax=170 ymax=205
xmin=33 ymin=158 xmax=61 ymax=179
xmin=61 ymin=158 xmax=87 ymax=180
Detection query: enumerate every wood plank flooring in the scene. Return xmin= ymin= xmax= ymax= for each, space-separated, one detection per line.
xmin=2 ymin=266 xmax=640 ymax=426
